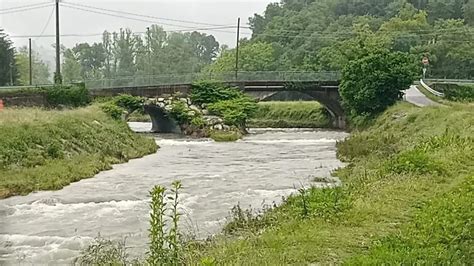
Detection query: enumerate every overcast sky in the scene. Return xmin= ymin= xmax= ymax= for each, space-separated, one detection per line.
xmin=1 ymin=0 xmax=272 ymax=66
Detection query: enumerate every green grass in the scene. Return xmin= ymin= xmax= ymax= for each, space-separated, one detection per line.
xmin=248 ymin=101 xmax=331 ymax=128
xmin=0 ymin=106 xmax=157 ymax=198
xmin=127 ymin=110 xmax=151 ymax=122
xmin=183 ymin=102 xmax=474 ymax=264
xmin=209 ymin=130 xmax=242 ymax=142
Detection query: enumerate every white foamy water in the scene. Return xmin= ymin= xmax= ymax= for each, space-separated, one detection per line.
xmin=0 ymin=123 xmax=348 ymax=264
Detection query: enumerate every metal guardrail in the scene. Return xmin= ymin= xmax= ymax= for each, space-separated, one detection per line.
xmin=425 ymin=79 xmax=474 ymax=84
xmin=420 ymin=79 xmax=445 ymax=97
xmin=0 ymin=84 xmax=55 ymax=91
xmin=84 ymin=71 xmax=341 ymax=90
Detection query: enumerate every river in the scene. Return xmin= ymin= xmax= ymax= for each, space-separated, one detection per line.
xmin=0 ymin=124 xmax=348 ymax=264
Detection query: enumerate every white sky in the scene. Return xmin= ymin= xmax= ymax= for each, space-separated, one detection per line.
xmin=1 ymin=0 xmax=272 ymax=67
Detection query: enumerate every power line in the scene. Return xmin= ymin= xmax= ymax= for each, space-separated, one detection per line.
xmin=0 ymin=3 xmax=53 ymax=15
xmin=62 ymin=1 xmax=234 ymax=28
xmin=61 ymin=4 xmax=239 ymax=34
xmin=0 ymin=1 xmax=51 ymax=12
xmin=35 ymin=6 xmax=56 ymax=42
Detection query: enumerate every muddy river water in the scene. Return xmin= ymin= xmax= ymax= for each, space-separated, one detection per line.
xmin=0 ymin=123 xmax=348 ymax=264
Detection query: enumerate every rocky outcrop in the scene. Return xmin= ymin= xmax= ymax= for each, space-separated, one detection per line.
xmin=144 ymin=96 xmax=232 ymax=136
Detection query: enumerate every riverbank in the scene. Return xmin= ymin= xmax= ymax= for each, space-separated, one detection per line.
xmin=0 ymin=107 xmax=157 ymax=199
xmin=185 ymin=102 xmax=473 ymax=264
xmin=248 ymin=101 xmax=330 ymax=128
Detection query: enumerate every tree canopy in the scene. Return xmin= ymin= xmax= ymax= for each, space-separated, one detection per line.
xmin=0 ymin=29 xmax=17 ymax=86
xmin=62 ymin=26 xmax=220 ymax=82
xmin=210 ymin=0 xmax=473 ymax=79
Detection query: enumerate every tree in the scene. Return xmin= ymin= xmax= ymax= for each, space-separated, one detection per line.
xmin=62 ymin=49 xmax=82 ymax=83
xmin=463 ymin=0 xmax=474 ymax=25
xmin=0 ymin=29 xmax=17 ymax=86
xmin=340 ymin=51 xmax=417 ymax=118
xmin=15 ymin=46 xmax=51 ymax=85
xmin=206 ymin=42 xmax=276 ymax=73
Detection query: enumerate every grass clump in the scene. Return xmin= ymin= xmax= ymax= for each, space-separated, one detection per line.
xmin=248 ymin=101 xmax=331 ymax=128
xmin=0 ymin=106 xmax=157 ymax=198
xmin=209 ymin=130 xmax=242 ymax=142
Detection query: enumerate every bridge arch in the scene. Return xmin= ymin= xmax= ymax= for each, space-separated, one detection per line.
xmin=247 ymin=89 xmax=346 ymax=129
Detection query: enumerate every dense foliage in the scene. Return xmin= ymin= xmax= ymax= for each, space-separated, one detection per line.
xmin=210 ymin=0 xmax=473 ymax=79
xmin=0 ymin=29 xmax=17 ymax=86
xmin=340 ymin=51 xmax=417 ymax=117
xmin=190 ymin=81 xmax=258 ymax=129
xmin=190 ymin=81 xmax=243 ymax=105
xmin=45 ymin=84 xmax=91 ymax=107
xmin=432 ymin=82 xmax=474 ymax=101
xmin=100 ymin=94 xmax=145 ymax=120
xmin=62 ymin=26 xmax=219 ymax=82
xmin=15 ymin=46 xmax=51 ymax=85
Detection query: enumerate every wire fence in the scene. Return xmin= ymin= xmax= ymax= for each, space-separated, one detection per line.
xmin=84 ymin=71 xmax=342 ymax=90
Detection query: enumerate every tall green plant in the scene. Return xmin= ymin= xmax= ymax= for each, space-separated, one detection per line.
xmin=147 ymin=181 xmax=183 ymax=265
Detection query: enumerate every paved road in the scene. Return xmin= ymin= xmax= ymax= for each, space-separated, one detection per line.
xmin=403 ymin=85 xmax=440 ymax=107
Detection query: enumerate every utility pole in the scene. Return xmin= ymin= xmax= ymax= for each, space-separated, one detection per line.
xmin=55 ymin=0 xmax=61 ymax=84
xmin=147 ymin=27 xmax=151 ymax=75
xmin=235 ymin=17 xmax=240 ymax=80
xmin=9 ymin=62 xmax=13 ymax=86
xmin=29 ymin=38 xmax=32 ymax=85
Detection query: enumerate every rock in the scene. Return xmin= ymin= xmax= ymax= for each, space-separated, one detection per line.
xmin=187 ymin=111 xmax=196 ymax=116
xmin=157 ymin=97 xmax=165 ymax=102
xmin=202 ymin=109 xmax=209 ymax=115
xmin=164 ymin=105 xmax=172 ymax=111
xmin=204 ymin=116 xmax=223 ymax=125
xmin=180 ymin=98 xmax=188 ymax=104
xmin=201 ymin=104 xmax=207 ymax=109
xmin=213 ymin=124 xmax=224 ymax=130
xmin=222 ymin=124 xmax=231 ymax=131
xmin=158 ymin=102 xmax=165 ymax=108
xmin=189 ymin=105 xmax=201 ymax=112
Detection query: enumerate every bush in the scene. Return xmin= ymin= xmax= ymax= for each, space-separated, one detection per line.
xmin=113 ymin=94 xmax=144 ymax=113
xmin=45 ymin=84 xmax=91 ymax=107
xmin=433 ymin=83 xmax=474 ymax=102
xmin=340 ymin=51 xmax=417 ymax=118
xmin=207 ymin=97 xmax=258 ymax=129
xmin=100 ymin=102 xmax=124 ymax=120
xmin=190 ymin=81 xmax=243 ymax=105
xmin=168 ymin=100 xmax=195 ymax=125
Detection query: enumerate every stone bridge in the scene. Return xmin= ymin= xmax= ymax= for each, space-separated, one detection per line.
xmin=87 ymin=72 xmax=345 ymax=128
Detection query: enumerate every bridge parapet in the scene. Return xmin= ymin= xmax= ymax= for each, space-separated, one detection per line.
xmin=85 ymin=71 xmax=340 ymax=90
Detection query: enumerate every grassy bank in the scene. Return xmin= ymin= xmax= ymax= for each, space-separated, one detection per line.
xmin=0 ymin=107 xmax=157 ymax=199
xmin=184 ymin=102 xmax=473 ymax=264
xmin=248 ymin=101 xmax=331 ymax=128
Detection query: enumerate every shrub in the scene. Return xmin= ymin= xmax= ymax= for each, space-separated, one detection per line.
xmin=434 ymin=83 xmax=474 ymax=102
xmin=190 ymin=81 xmax=242 ymax=105
xmin=340 ymin=51 xmax=417 ymax=118
xmin=45 ymin=84 xmax=91 ymax=107
xmin=113 ymin=94 xmax=144 ymax=113
xmin=207 ymin=97 xmax=258 ymax=129
xmin=100 ymin=102 xmax=124 ymax=120
xmin=168 ymin=100 xmax=195 ymax=125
